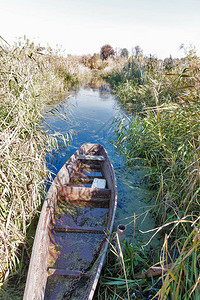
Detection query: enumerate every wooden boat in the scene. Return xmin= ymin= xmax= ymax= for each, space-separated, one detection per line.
xmin=24 ymin=143 xmax=117 ymax=300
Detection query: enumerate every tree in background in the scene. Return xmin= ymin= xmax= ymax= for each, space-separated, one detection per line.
xmin=133 ymin=45 xmax=143 ymax=59
xmin=120 ymin=48 xmax=129 ymax=58
xmin=100 ymin=44 xmax=115 ymax=60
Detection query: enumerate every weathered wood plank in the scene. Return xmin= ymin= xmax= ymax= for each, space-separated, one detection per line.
xmin=58 ymin=186 xmax=111 ymax=200
xmin=53 ymin=224 xmax=105 ymax=234
xmin=70 ymin=176 xmax=93 ymax=184
xmin=82 ymin=171 xmax=103 ymax=178
xmin=61 ymin=198 xmax=109 ymax=208
xmin=81 ymin=163 xmax=101 ymax=171
xmin=47 ymin=268 xmax=89 ymax=278
xmin=70 ymin=171 xmax=103 ymax=182
xmin=78 ymin=154 xmax=105 ymax=161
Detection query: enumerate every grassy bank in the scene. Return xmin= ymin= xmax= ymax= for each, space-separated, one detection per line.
xmin=0 ymin=37 xmax=91 ymax=288
xmin=101 ymin=53 xmax=200 ymax=299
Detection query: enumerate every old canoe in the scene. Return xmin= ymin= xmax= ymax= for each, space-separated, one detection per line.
xmin=23 ymin=143 xmax=117 ymax=300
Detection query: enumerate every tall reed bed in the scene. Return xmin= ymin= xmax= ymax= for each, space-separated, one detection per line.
xmin=104 ymin=53 xmax=200 ymax=299
xmin=0 ymin=38 xmax=91 ymax=284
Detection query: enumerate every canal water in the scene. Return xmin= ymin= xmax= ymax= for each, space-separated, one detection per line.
xmin=44 ymin=83 xmax=161 ymax=248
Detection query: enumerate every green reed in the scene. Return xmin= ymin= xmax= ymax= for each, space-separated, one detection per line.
xmin=97 ymin=234 xmax=153 ymax=300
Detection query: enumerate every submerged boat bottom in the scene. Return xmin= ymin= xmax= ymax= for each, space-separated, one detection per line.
xmin=45 ymin=276 xmax=90 ymax=300
xmin=44 ymin=232 xmax=105 ymax=300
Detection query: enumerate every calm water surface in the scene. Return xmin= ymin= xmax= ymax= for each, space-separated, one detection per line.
xmin=44 ymin=85 xmax=161 ymax=248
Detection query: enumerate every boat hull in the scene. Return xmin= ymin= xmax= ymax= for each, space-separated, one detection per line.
xmin=24 ymin=143 xmax=117 ymax=300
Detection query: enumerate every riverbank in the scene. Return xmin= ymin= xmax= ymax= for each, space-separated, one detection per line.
xmin=0 ymin=38 xmax=91 ymax=292
xmin=101 ymin=52 xmax=200 ymax=299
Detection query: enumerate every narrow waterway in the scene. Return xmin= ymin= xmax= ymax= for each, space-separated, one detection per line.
xmin=44 ymin=84 xmax=161 ymax=248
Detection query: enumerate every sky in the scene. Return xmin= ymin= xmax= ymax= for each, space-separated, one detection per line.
xmin=1 ymin=0 xmax=200 ymax=59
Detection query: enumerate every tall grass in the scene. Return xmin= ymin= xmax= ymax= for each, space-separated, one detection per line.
xmin=105 ymin=52 xmax=200 ymax=298
xmin=0 ymin=37 xmax=91 ymax=284
xmin=97 ymin=233 xmax=153 ymax=299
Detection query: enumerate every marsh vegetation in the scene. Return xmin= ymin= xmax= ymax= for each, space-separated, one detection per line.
xmin=0 ymin=37 xmax=91 ymax=297
xmin=0 ymin=37 xmax=199 ymax=300
xmin=98 ymin=49 xmax=200 ymax=299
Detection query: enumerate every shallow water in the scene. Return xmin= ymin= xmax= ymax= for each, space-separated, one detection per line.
xmin=44 ymin=84 xmax=161 ymax=248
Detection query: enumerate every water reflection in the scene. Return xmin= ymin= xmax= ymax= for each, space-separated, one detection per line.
xmin=44 ymin=84 xmax=161 ymax=247
xmin=84 ymin=78 xmax=111 ymax=99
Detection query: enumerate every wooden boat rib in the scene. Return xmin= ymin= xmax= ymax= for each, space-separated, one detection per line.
xmin=24 ymin=143 xmax=117 ymax=300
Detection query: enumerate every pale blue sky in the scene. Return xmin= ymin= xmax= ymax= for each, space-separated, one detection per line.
xmin=1 ymin=0 xmax=200 ymax=58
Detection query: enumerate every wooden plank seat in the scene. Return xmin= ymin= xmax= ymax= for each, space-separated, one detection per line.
xmin=78 ymin=154 xmax=105 ymax=161
xmin=82 ymin=171 xmax=103 ymax=179
xmin=71 ymin=170 xmax=102 ymax=178
xmin=70 ymin=176 xmax=93 ymax=184
xmin=47 ymin=268 xmax=89 ymax=278
xmin=52 ymin=224 xmax=105 ymax=234
xmin=81 ymin=163 xmax=101 ymax=171
xmin=59 ymin=198 xmax=109 ymax=208
xmin=70 ymin=172 xmax=104 ymax=184
xmin=58 ymin=186 xmax=111 ymax=201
